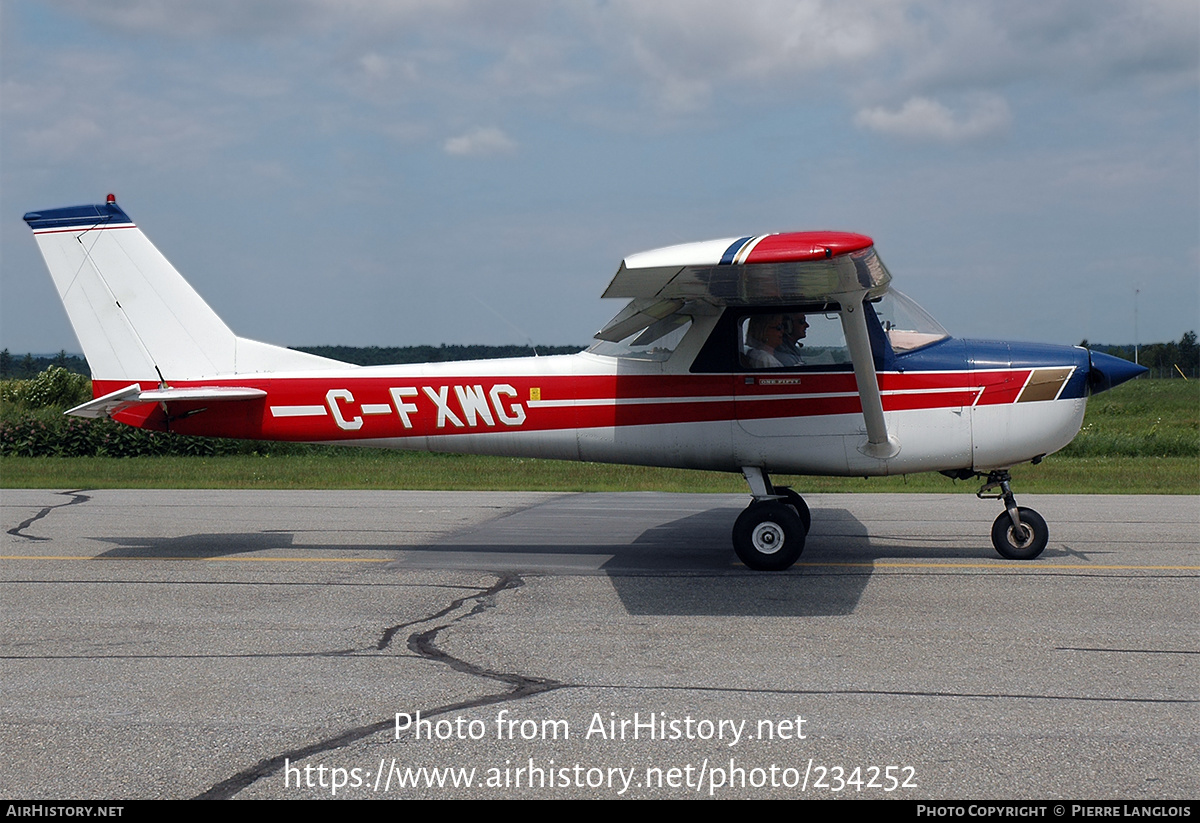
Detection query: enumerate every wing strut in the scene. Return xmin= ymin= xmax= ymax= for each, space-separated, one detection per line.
xmin=840 ymin=294 xmax=900 ymax=459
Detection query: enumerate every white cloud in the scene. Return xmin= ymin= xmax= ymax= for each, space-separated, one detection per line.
xmin=593 ymin=0 xmax=903 ymax=115
xmin=484 ymin=36 xmax=590 ymax=98
xmin=854 ymin=95 xmax=1012 ymax=142
xmin=36 ymin=0 xmax=1195 ymax=131
xmin=50 ymin=0 xmax=323 ymax=37
xmin=358 ymin=52 xmax=391 ymax=80
xmin=442 ymin=126 xmax=517 ymax=156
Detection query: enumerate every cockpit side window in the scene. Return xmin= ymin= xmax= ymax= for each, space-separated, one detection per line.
xmin=691 ymin=304 xmax=854 ymax=372
xmin=737 ymin=308 xmax=852 ymax=370
xmin=688 ymin=289 xmax=947 ymax=373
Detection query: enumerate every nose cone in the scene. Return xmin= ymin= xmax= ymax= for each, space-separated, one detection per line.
xmin=1087 ymin=349 xmax=1148 ymax=394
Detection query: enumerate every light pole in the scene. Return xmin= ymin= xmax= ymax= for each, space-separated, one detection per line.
xmin=1134 ymin=288 xmax=1139 ymax=368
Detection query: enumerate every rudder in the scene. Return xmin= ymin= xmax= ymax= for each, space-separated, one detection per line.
xmin=24 ymin=197 xmax=343 ymax=382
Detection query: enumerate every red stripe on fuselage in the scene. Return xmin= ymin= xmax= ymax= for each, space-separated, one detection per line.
xmin=92 ymin=369 xmax=1036 ymax=442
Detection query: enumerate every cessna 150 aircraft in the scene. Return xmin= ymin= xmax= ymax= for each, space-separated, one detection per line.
xmin=24 ymin=196 xmax=1145 ymax=570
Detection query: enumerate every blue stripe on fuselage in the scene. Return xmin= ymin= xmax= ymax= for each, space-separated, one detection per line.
xmin=894 ymin=338 xmax=1092 ymax=399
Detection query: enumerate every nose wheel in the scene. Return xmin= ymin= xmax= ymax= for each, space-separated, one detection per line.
xmin=991 ymin=506 xmax=1048 ymax=560
xmin=978 ymin=470 xmax=1048 ymax=560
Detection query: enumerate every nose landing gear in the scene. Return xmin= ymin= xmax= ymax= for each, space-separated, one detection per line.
xmin=978 ymin=470 xmax=1048 ymax=560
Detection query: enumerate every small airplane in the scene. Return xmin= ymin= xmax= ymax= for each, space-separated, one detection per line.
xmin=24 ymin=195 xmax=1145 ymax=570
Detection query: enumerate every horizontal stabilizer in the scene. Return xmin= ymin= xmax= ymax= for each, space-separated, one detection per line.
xmin=66 ymin=384 xmax=267 ymax=419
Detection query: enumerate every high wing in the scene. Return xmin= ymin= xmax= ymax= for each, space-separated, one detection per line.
xmin=600 ymin=231 xmax=899 ymax=458
xmin=601 ymin=231 xmax=888 ymax=305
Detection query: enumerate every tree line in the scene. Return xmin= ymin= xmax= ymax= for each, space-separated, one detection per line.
xmin=292 ymin=343 xmax=586 ymax=365
xmin=0 ymin=344 xmax=587 ymax=379
xmin=1083 ymin=331 xmax=1198 ymax=379
xmin=3 ymin=333 xmax=1195 ymax=378
xmin=0 ymin=350 xmax=90 ymax=379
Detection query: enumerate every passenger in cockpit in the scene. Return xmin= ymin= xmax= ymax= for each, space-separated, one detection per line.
xmin=743 ymin=314 xmax=785 ymax=369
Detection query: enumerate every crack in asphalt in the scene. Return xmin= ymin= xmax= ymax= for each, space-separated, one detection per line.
xmin=373 ymin=579 xmax=500 ymax=652
xmin=194 ymin=572 xmax=566 ymax=800
xmin=6 ymin=489 xmax=91 ymax=541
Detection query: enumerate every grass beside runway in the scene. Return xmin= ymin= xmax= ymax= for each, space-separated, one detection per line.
xmin=1 ymin=453 xmax=1195 ymax=493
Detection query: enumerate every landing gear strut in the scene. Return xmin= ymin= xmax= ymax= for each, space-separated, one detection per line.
xmin=733 ymin=468 xmax=809 ymax=571
xmin=977 ymin=470 xmax=1048 ymax=560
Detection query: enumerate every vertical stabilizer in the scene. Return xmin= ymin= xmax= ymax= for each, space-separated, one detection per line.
xmin=23 ymin=198 xmax=343 ymax=381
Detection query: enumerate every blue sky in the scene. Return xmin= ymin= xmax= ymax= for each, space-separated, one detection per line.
xmin=2 ymin=1 xmax=1196 ymax=353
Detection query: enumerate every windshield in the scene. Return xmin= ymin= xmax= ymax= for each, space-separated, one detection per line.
xmin=872 ymin=289 xmax=949 ymax=353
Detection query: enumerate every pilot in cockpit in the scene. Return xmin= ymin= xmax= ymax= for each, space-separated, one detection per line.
xmin=775 ymin=313 xmax=808 ymax=366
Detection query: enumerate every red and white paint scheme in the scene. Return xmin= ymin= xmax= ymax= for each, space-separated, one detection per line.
xmin=24 ymin=197 xmax=1145 ymax=570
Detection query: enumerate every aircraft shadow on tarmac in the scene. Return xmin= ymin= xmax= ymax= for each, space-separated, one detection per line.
xmin=93 ymin=531 xmax=300 ymax=558
xmin=84 ymin=503 xmax=1013 ymax=617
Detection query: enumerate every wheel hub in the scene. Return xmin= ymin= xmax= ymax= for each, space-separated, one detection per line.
xmin=751 ymin=522 xmax=784 ymax=554
xmin=1006 ymin=524 xmax=1033 ymax=548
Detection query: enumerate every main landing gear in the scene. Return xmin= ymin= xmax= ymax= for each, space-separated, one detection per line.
xmin=734 ymin=466 xmax=1049 ymax=569
xmin=733 ymin=468 xmax=810 ymax=571
xmin=977 ymin=469 xmax=1048 ymax=560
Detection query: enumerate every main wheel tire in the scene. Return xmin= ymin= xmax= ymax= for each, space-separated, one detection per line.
xmin=990 ymin=507 xmax=1048 ymax=560
xmin=775 ymin=487 xmax=812 ymax=532
xmin=732 ymin=501 xmax=806 ymax=571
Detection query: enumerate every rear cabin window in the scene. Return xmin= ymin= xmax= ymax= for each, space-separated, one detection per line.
xmin=588 ymin=314 xmax=693 ymax=361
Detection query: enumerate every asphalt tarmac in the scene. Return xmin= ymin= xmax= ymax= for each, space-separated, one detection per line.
xmin=2 ymin=489 xmax=1197 ymax=799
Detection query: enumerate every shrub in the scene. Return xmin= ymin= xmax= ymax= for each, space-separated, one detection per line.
xmin=4 ymin=366 xmax=92 ymax=409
